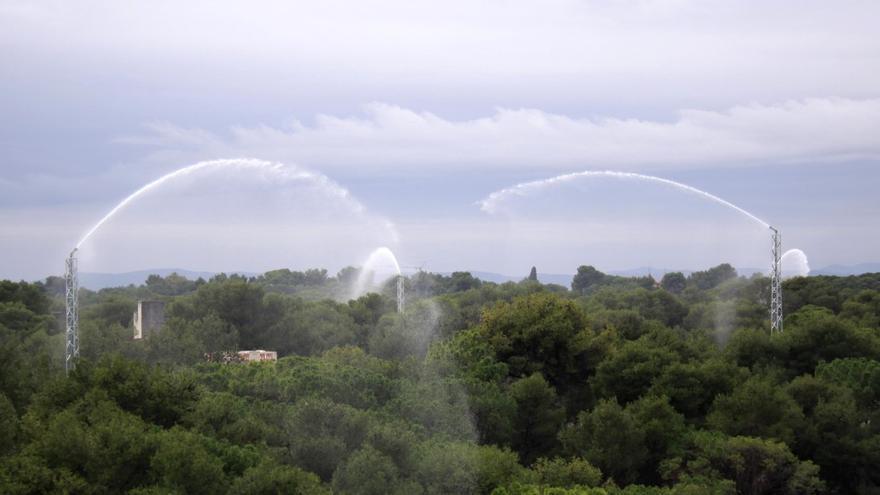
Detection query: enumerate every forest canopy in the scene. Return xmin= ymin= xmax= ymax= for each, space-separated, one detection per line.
xmin=1 ymin=267 xmax=879 ymax=494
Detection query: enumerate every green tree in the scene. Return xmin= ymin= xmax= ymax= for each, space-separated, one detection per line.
xmin=0 ymin=281 xmax=51 ymax=316
xmin=626 ymin=395 xmax=686 ymax=483
xmin=475 ymin=445 xmax=527 ymax=494
xmin=528 ymin=267 xmax=538 ymax=282
xmin=0 ymin=393 xmax=18 ymax=456
xmin=186 ymin=276 xmax=268 ymax=347
xmin=229 ymin=461 xmax=329 ymax=495
xmin=265 ymin=299 xmax=357 ymax=356
xmin=815 ymin=357 xmax=880 ymax=408
xmin=18 ymin=396 xmax=155 ymax=493
xmin=593 ymin=339 xmax=677 ymax=404
xmin=0 ymin=282 xmax=58 ymax=411
xmin=79 ymin=320 xmax=131 ymax=361
xmin=148 ymin=314 xmax=238 ymax=365
xmin=782 ymin=305 xmax=880 ymax=375
xmin=0 ymin=454 xmax=90 ymax=494
xmin=347 ymin=292 xmax=394 ymax=345
xmin=331 ymin=445 xmax=415 ymax=495
xmin=572 ymin=266 xmax=606 ymax=295
xmin=477 ymin=293 xmax=592 ymax=389
xmin=510 ymin=373 xmax=565 ymax=464
xmin=282 ymin=398 xmax=370 ymax=481
xmin=86 ymin=354 xmax=199 ymax=427
xmin=368 ymin=302 xmax=439 ymax=360
xmin=444 ymin=272 xmax=483 ymax=293
xmin=184 ymin=391 xmax=271 ymax=445
xmin=560 ymin=398 xmax=647 ymax=485
xmin=723 ymin=328 xmax=783 ymax=370
xmin=81 ymin=294 xmax=136 ymax=328
xmin=660 ymin=272 xmax=687 ymax=294
xmin=591 ymin=289 xmax=687 ymax=327
xmin=415 ymin=440 xmax=480 ymax=494
xmin=840 ymin=289 xmax=880 ymax=328
xmin=650 ymin=359 xmax=746 ymax=419
xmin=785 ymin=374 xmax=879 ymax=492
xmin=707 ymin=376 xmax=805 ymax=445
xmin=526 ymin=457 xmax=602 ymax=489
xmin=688 ymin=264 xmax=737 ymax=291
xmin=146 ymin=272 xmax=200 ymax=296
xmin=150 ymin=427 xmax=228 ymax=494
xmin=661 ymin=431 xmax=824 ymax=495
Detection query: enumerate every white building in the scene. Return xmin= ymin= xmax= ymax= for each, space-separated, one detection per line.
xmin=237 ymin=350 xmax=278 ymax=362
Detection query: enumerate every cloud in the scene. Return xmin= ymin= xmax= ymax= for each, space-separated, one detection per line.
xmin=124 ymin=98 xmax=880 ymax=172
xmin=3 ymin=1 xmax=878 ymax=116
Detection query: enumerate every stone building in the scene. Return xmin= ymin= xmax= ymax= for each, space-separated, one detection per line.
xmin=133 ymin=300 xmax=165 ymax=339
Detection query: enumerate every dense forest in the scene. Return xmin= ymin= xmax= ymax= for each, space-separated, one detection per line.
xmin=1 ymin=264 xmax=879 ymax=494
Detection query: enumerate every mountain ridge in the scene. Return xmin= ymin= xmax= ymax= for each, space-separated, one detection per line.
xmin=75 ymin=263 xmax=880 ymax=290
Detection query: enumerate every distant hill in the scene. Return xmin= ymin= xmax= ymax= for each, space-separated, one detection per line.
xmin=462 ymin=271 xmax=573 ymax=286
xmin=79 ymin=269 xmax=256 ymax=290
xmin=463 ymin=266 xmax=767 ymax=287
xmin=79 ymin=263 xmax=880 ymax=290
xmin=811 ymin=263 xmax=880 ymax=276
xmin=607 ymin=266 xmax=767 ymax=277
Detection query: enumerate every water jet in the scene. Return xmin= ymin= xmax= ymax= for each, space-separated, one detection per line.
xmin=352 ymin=246 xmax=405 ymax=312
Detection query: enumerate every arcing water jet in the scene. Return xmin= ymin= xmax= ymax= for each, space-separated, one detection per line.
xmin=352 ymin=246 xmax=405 ymax=312
xmin=480 ymin=170 xmax=813 ymax=333
xmin=479 ymin=170 xmax=770 ymax=228
xmin=67 ymin=158 xmax=398 ymax=367
xmin=76 ymin=158 xmax=367 ymax=249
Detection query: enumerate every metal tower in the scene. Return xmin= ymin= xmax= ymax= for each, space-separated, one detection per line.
xmin=65 ymin=249 xmax=79 ymax=373
xmin=396 ymin=275 xmax=405 ymax=313
xmin=769 ymin=227 xmax=783 ymax=333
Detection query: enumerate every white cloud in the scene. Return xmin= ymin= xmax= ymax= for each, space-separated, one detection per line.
xmin=2 ymin=1 xmax=878 ymax=111
xmin=126 ymin=98 xmax=880 ymax=172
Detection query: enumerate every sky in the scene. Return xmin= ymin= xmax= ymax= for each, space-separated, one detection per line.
xmin=1 ymin=0 xmax=878 ymax=281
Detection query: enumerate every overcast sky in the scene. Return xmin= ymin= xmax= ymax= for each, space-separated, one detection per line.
xmin=1 ymin=0 xmax=878 ymax=280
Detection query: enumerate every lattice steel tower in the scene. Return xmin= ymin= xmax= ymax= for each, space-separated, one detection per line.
xmin=397 ymin=275 xmax=405 ymax=313
xmin=769 ymin=227 xmax=783 ymax=333
xmin=65 ymin=249 xmax=79 ymax=373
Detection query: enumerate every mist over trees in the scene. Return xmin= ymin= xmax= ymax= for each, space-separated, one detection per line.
xmin=1 ymin=267 xmax=880 ymax=494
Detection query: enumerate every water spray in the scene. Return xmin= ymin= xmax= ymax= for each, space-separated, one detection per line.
xmin=781 ymin=248 xmax=810 ymax=277
xmin=67 ymin=158 xmax=398 ymax=370
xmin=75 ymin=158 xmax=367 ymax=249
xmin=481 ymin=170 xmax=803 ymax=333
xmin=353 ymin=247 xmax=405 ymax=312
xmin=480 ymin=170 xmax=771 ymax=228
